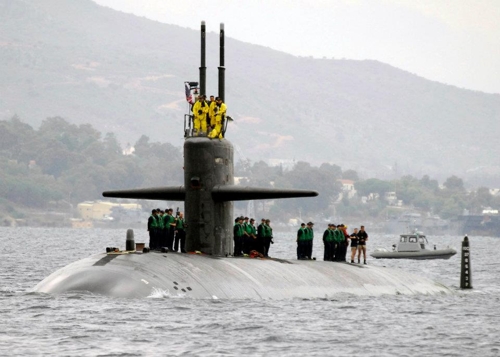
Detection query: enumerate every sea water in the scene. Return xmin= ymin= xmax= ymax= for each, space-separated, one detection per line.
xmin=0 ymin=227 xmax=499 ymax=356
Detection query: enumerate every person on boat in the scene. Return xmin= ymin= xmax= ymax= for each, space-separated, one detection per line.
xmin=208 ymin=97 xmax=226 ymax=139
xmin=332 ymin=225 xmax=344 ymax=261
xmin=256 ymin=218 xmax=266 ymax=255
xmin=263 ymin=219 xmax=274 ymax=257
xmin=349 ymin=228 xmax=359 ymax=263
xmin=340 ymin=224 xmax=350 ymax=261
xmin=323 ymin=224 xmax=334 ymax=261
xmin=304 ymin=222 xmax=314 ymax=259
xmin=208 ymin=94 xmax=216 ymax=130
xmin=165 ymin=208 xmax=177 ymax=251
xmin=157 ymin=209 xmax=166 ymax=249
xmin=233 ymin=216 xmax=245 ymax=256
xmin=297 ymin=223 xmax=307 ymax=259
xmin=192 ymin=94 xmax=209 ymax=135
xmin=357 ymin=225 xmax=369 ymax=264
xmin=174 ymin=212 xmax=186 ymax=253
xmin=243 ymin=217 xmax=253 ymax=254
xmin=148 ymin=209 xmax=159 ymax=250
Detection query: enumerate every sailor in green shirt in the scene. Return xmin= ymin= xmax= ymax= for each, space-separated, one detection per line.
xmin=297 ymin=223 xmax=307 ymax=259
xmin=304 ymin=222 xmax=314 ymax=259
xmin=323 ymin=224 xmax=335 ymax=261
xmin=148 ymin=209 xmax=159 ymax=250
xmin=174 ymin=212 xmax=186 ymax=253
xmin=333 ymin=224 xmax=345 ymax=261
xmin=165 ymin=208 xmax=177 ymax=251
xmin=263 ymin=219 xmax=274 ymax=257
xmin=245 ymin=218 xmax=257 ymax=253
xmin=233 ymin=216 xmax=245 ymax=256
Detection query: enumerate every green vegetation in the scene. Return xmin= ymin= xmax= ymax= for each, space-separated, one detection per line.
xmin=1 ymin=116 xmax=498 ymax=225
xmin=0 ymin=116 xmax=182 ymax=219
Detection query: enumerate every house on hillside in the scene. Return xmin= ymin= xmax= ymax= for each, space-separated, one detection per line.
xmin=337 ymin=179 xmax=357 ymax=199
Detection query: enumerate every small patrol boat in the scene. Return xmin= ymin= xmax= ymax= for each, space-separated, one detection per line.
xmin=371 ymin=232 xmax=457 ymax=260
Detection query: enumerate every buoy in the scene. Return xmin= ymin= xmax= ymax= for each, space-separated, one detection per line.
xmin=460 ymin=235 xmax=472 ymax=289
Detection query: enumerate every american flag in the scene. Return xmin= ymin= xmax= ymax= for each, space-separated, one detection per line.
xmin=185 ymin=82 xmax=194 ymax=104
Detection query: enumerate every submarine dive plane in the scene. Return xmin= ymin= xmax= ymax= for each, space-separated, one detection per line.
xmin=34 ymin=23 xmax=452 ymax=298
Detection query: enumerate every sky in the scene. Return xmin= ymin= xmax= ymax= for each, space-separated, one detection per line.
xmin=92 ymin=0 xmax=500 ymax=94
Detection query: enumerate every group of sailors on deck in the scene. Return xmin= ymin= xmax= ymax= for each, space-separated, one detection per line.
xmin=297 ymin=223 xmax=369 ymax=264
xmin=233 ymin=217 xmax=274 ymax=258
xmin=147 ymin=209 xmax=186 ymax=253
xmin=147 ymin=210 xmax=368 ymax=264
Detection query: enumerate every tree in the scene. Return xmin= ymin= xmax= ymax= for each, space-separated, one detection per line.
xmin=342 ymin=169 xmax=359 ymax=181
xmin=443 ymin=175 xmax=465 ymax=192
xmin=355 ymin=178 xmax=393 ymax=197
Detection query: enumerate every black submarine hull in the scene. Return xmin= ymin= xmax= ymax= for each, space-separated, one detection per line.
xmin=34 ymin=252 xmax=452 ymax=298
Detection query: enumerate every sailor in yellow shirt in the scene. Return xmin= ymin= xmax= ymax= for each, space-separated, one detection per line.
xmin=208 ymin=96 xmax=217 ymax=128
xmin=208 ymin=97 xmax=226 ymax=139
xmin=192 ymin=95 xmax=209 ymax=135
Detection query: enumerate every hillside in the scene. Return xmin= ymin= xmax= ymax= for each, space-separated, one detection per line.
xmin=1 ymin=0 xmax=499 ymax=185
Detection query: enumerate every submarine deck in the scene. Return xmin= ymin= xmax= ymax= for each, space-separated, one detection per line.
xmin=34 ymin=251 xmax=452 ymax=299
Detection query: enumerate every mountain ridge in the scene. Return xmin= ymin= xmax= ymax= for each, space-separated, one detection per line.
xmin=1 ymin=0 xmax=499 ymax=185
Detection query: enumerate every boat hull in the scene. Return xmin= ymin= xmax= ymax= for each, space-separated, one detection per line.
xmin=34 ymin=251 xmax=453 ymax=298
xmin=371 ymin=248 xmax=457 ymax=260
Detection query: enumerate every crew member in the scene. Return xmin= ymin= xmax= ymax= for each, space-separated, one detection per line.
xmin=192 ymin=95 xmax=209 ymax=135
xmin=233 ymin=216 xmax=245 ymax=256
xmin=323 ymin=224 xmax=334 ymax=261
xmin=208 ymin=95 xmax=217 ymax=129
xmin=357 ymin=225 xmax=369 ymax=264
xmin=208 ymin=97 xmax=226 ymax=139
xmin=334 ymin=224 xmax=345 ymax=261
xmin=148 ymin=209 xmax=158 ymax=250
xmin=304 ymin=222 xmax=314 ymax=259
xmin=158 ymin=210 xmax=166 ymax=249
xmin=242 ymin=217 xmax=252 ymax=254
xmin=349 ymin=228 xmax=359 ymax=263
xmin=297 ymin=223 xmax=306 ymax=259
xmin=165 ymin=208 xmax=176 ymax=251
xmin=174 ymin=212 xmax=186 ymax=253
xmin=247 ymin=218 xmax=257 ymax=253
xmin=341 ymin=224 xmax=350 ymax=261
xmin=256 ymin=218 xmax=266 ymax=254
xmin=263 ymin=219 xmax=273 ymax=257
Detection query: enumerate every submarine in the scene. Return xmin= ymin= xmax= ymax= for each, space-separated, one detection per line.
xmin=34 ymin=23 xmax=452 ymax=298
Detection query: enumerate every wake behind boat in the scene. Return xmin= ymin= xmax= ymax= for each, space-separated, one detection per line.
xmin=371 ymin=232 xmax=457 ymax=260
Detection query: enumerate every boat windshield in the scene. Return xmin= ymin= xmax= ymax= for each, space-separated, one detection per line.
xmin=400 ymin=236 xmax=407 ymax=242
xmin=418 ymin=237 xmax=428 ymax=244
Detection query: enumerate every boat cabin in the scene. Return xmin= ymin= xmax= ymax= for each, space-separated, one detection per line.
xmin=394 ymin=234 xmax=429 ymax=252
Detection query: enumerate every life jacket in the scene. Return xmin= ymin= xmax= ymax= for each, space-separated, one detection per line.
xmin=149 ymin=215 xmax=158 ymax=229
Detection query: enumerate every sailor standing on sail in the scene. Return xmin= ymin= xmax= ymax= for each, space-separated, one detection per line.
xmin=208 ymin=97 xmax=226 ymax=139
xmin=192 ymin=95 xmax=209 ymax=135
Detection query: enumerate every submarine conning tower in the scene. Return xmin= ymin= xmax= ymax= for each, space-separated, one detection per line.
xmin=184 ymin=137 xmax=234 ymax=255
xmin=102 ymin=22 xmax=318 ymax=256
